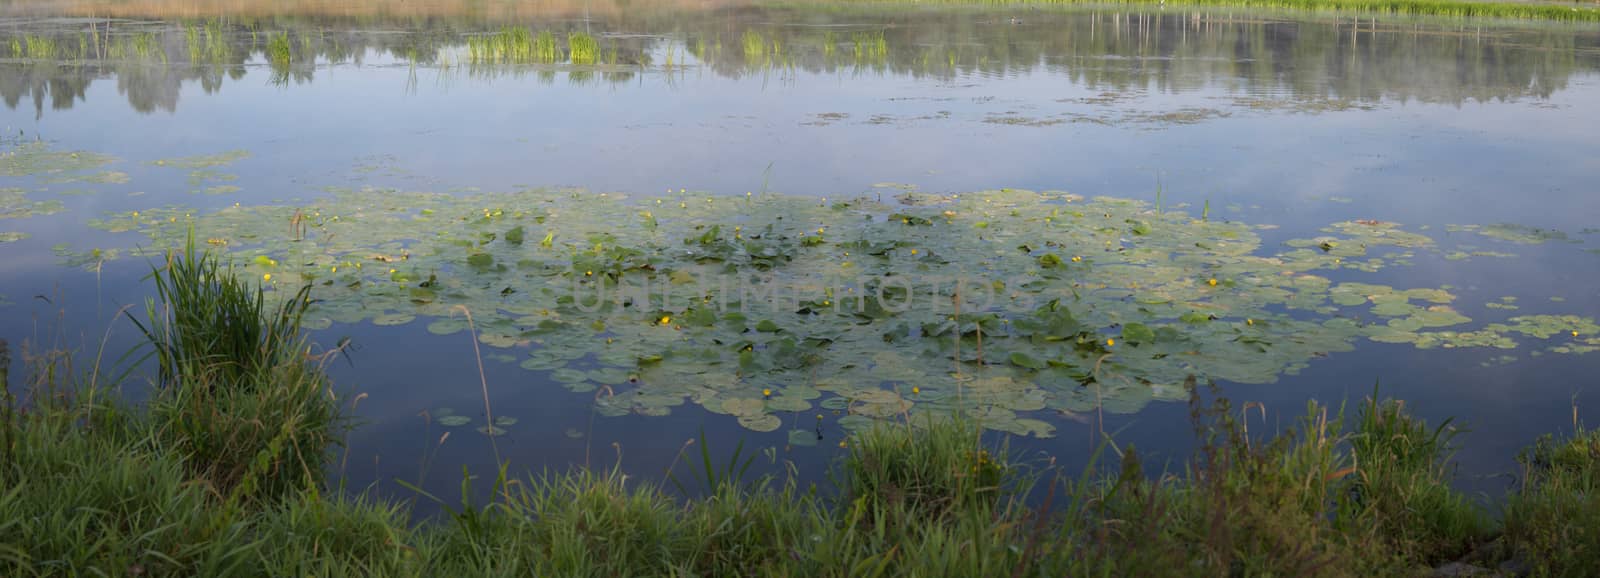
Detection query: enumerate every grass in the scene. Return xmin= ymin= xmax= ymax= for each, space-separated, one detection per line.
xmin=1502 ymin=413 xmax=1600 ymax=576
xmin=852 ymin=30 xmax=888 ymax=62
xmin=184 ymin=20 xmax=232 ymax=64
xmin=839 ymin=0 xmax=1600 ymax=22
xmin=567 ymin=32 xmax=600 ymax=65
xmin=742 ymin=30 xmax=767 ymax=59
xmin=102 ymin=32 xmax=166 ymax=62
xmin=265 ymin=32 xmax=292 ymax=67
xmin=466 ymin=28 xmax=575 ymax=64
xmin=126 ymin=236 xmax=344 ymax=503
xmin=2 ymin=246 xmax=1599 ymax=575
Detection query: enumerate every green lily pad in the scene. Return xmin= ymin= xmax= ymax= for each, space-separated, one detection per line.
xmin=1 ymin=189 xmax=65 ymax=220
xmin=427 ymin=318 xmax=469 ymax=336
xmin=71 ymin=177 xmax=1600 ymax=438
xmin=150 ymin=150 xmax=250 ymax=169
xmin=373 ymin=312 xmax=416 ymax=326
xmin=737 ymin=414 xmax=782 ymax=432
xmin=787 ymin=429 xmax=820 ymax=447
xmin=722 ymin=397 xmax=767 ymax=417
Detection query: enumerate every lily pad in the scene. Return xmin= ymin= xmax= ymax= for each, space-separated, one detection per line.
xmin=788 ymin=429 xmax=820 ymax=447
xmin=437 ymin=415 xmax=472 ymax=427
xmin=737 ymin=414 xmax=782 ymax=432
xmin=70 ymin=179 xmax=1600 ymax=437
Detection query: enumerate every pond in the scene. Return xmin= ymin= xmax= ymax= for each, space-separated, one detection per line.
xmin=1 ymin=0 xmax=1598 ymax=503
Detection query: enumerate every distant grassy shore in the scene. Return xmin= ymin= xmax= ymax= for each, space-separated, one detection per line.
xmin=846 ymin=0 xmax=1600 ymax=22
xmin=2 ymin=242 xmax=1598 ymax=576
xmin=21 ymin=0 xmax=1600 ymax=23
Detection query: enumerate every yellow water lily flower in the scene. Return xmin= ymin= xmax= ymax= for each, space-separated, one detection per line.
xmin=762 ymin=389 xmax=772 ymax=397
xmin=262 ymin=273 xmax=271 ymax=282
xmin=1106 ymin=338 xmax=1115 ymax=347
xmin=659 ymin=316 xmax=671 ymax=325
xmin=1208 ymin=278 xmax=1218 ymax=287
xmin=912 ymin=386 xmax=921 ymax=395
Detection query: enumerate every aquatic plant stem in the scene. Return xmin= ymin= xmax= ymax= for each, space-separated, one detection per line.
xmin=452 ymin=305 xmax=503 ymax=471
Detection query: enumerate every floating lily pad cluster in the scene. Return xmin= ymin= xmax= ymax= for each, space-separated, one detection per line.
xmin=1 ymin=187 xmax=64 ymax=220
xmin=70 ymin=181 xmax=1599 ymax=438
xmin=430 ymin=407 xmax=518 ymax=437
xmin=0 ymin=142 xmax=115 ymax=178
xmin=1 ymin=141 xmax=119 ymax=221
xmin=1448 ymin=223 xmax=1575 ymax=245
xmin=150 ymin=150 xmax=249 ymax=195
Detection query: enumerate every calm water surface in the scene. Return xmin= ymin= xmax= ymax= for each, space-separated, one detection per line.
xmin=2 ymin=2 xmax=1598 ymax=502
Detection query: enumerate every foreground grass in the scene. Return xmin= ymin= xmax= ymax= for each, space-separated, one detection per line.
xmin=839 ymin=0 xmax=1600 ymax=23
xmin=2 ymin=245 xmax=1598 ymax=576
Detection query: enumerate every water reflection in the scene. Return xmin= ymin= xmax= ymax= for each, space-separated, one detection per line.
xmin=2 ymin=7 xmax=1596 ymax=116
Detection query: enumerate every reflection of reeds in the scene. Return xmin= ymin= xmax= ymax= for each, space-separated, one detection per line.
xmin=266 ymin=32 xmax=292 ymax=67
xmin=848 ymin=0 xmax=1600 ymax=22
xmin=184 ymin=20 xmax=232 ymax=63
xmin=852 ymin=30 xmax=887 ymax=62
xmin=103 ymin=32 xmax=166 ymax=62
xmin=741 ymin=30 xmax=764 ymax=59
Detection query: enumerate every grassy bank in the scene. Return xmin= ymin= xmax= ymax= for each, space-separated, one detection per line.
xmin=2 ymin=244 xmax=1599 ymax=576
xmin=840 ymin=0 xmax=1600 ymax=22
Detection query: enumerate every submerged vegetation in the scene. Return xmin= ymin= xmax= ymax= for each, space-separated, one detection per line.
xmin=2 ymin=255 xmax=1599 ymax=575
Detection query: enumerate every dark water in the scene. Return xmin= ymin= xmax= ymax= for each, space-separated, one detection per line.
xmin=2 ymin=3 xmax=1599 ymax=503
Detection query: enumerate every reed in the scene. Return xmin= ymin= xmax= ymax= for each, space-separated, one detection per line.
xmin=838 ymin=0 xmax=1600 ymax=22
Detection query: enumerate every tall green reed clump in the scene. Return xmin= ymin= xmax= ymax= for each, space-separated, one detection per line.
xmin=567 ymin=32 xmax=600 ymax=65
xmin=1067 ymin=390 xmax=1487 ymax=576
xmin=1503 ymin=418 xmax=1600 ymax=576
xmin=130 ymin=236 xmax=344 ymax=503
xmin=1341 ymin=394 xmax=1488 ymax=563
xmin=467 ymin=27 xmax=570 ymax=65
xmin=533 ymin=30 xmax=559 ymax=63
xmin=0 ymin=242 xmax=378 ymax=576
xmin=0 ymin=372 xmax=389 ymax=577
